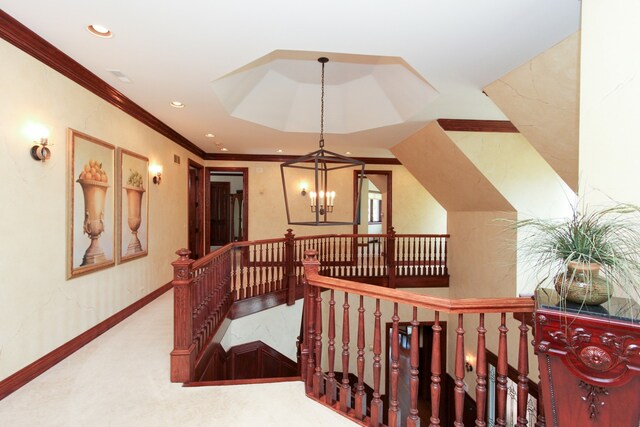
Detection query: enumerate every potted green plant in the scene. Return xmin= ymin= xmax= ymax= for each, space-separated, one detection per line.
xmin=513 ymin=203 xmax=640 ymax=306
xmin=513 ymin=204 xmax=640 ymax=426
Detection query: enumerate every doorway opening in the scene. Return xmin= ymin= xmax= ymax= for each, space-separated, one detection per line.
xmin=384 ymin=321 xmax=448 ymax=427
xmin=205 ymin=167 xmax=248 ymax=254
xmin=188 ymin=160 xmax=205 ymax=259
xmin=353 ymin=170 xmax=392 ymax=235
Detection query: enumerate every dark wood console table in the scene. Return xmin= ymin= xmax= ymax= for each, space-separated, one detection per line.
xmin=534 ymin=290 xmax=640 ymax=426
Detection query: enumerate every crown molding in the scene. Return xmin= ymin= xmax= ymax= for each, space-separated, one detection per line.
xmin=437 ymin=119 xmax=519 ymax=133
xmin=0 ymin=10 xmax=205 ymax=158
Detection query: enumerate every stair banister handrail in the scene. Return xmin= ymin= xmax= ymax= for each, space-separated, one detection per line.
xmin=303 ymin=250 xmax=534 ymax=314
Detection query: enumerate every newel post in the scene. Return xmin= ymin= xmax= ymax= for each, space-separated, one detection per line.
xmin=302 ymin=249 xmax=320 ymax=391
xmin=170 ymin=248 xmax=196 ymax=383
xmin=284 ymin=228 xmax=297 ymax=305
xmin=387 ymin=226 xmax=397 ymax=288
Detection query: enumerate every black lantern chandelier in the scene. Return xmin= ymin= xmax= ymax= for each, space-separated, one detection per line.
xmin=280 ymin=57 xmax=366 ymax=226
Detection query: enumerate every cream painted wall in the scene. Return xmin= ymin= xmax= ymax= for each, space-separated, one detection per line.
xmin=448 ymin=131 xmax=575 ymax=295
xmin=579 ymin=0 xmax=640 ymax=206
xmin=0 ymin=39 xmax=192 ymax=380
xmin=483 ymin=32 xmax=580 ymax=192
xmin=204 ymin=161 xmax=447 ymax=240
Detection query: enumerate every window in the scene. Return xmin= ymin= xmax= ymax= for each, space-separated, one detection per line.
xmin=369 ymin=198 xmax=381 ymax=223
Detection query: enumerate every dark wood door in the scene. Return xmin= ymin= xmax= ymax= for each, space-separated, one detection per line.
xmin=210 ymin=182 xmax=230 ymax=246
xmin=188 ymin=165 xmax=202 ymax=259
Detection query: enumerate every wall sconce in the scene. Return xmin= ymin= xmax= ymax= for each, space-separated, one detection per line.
xmin=465 ymin=355 xmax=474 ymax=372
xmin=300 ymin=182 xmax=308 ymax=196
xmin=150 ymin=164 xmax=162 ymax=185
xmin=30 ymin=137 xmax=51 ymax=162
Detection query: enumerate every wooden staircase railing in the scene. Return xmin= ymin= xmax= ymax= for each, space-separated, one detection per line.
xmin=170 ymin=229 xmax=449 ymax=383
xmin=301 ymin=249 xmax=538 ymax=427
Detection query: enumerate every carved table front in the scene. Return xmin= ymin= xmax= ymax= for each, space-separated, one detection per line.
xmin=534 ymin=290 xmax=640 ymax=427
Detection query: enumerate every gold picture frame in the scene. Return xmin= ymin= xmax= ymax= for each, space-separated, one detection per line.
xmin=117 ymin=148 xmax=149 ymax=263
xmin=67 ymin=129 xmax=116 ymax=278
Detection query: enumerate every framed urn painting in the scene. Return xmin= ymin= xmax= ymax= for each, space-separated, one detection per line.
xmin=67 ymin=129 xmax=116 ymax=278
xmin=116 ymin=148 xmax=149 ymax=263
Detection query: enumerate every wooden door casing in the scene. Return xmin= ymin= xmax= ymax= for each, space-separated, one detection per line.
xmin=188 ymin=160 xmax=205 ymax=259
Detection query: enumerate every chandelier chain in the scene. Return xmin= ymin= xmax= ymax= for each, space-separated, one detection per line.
xmin=319 ymin=59 xmax=325 ymax=149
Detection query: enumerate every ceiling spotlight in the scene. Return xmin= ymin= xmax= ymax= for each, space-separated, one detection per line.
xmin=205 ymin=133 xmax=215 ymax=138
xmin=170 ymin=101 xmax=185 ymax=108
xmin=87 ymin=24 xmax=113 ymax=38
xmin=346 ymin=151 xmax=352 ymax=155
xmin=276 ymin=149 xmax=283 ymax=153
xmin=221 ymin=148 xmax=229 ymax=152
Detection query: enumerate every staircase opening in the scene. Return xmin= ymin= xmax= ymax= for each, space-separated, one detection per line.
xmin=385 ymin=321 xmax=448 ymax=426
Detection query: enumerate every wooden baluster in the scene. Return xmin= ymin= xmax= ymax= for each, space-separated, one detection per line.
xmin=275 ymin=242 xmax=281 ymax=291
xmin=331 ymin=237 xmax=338 ymax=277
xmin=516 ymin=319 xmax=530 ymax=427
xmin=536 ymin=379 xmax=546 ymax=427
xmin=251 ymin=244 xmax=258 ymax=297
xmin=443 ymin=238 xmax=448 ymax=276
xmin=476 ymin=313 xmax=487 ymax=427
xmin=239 ymin=247 xmax=246 ymax=299
xmin=301 ymin=249 xmax=320 ymax=392
xmin=430 ymin=311 xmax=442 ymax=427
xmin=417 ymin=237 xmax=422 ymax=276
xmin=355 ymin=295 xmax=366 ymax=420
xmin=496 ymin=313 xmax=509 ymax=427
xmin=412 ymin=236 xmax=417 ymax=276
xmin=269 ymin=242 xmax=275 ymax=292
xmin=340 ymin=292 xmax=351 ymax=412
xmin=287 ymin=231 xmax=298 ymax=300
xmin=366 ymin=237 xmax=371 ymax=277
xmin=370 ymin=299 xmax=383 ymax=426
xmin=338 ymin=237 xmax=344 ymax=277
xmin=357 ymin=237 xmax=363 ymax=277
xmin=326 ymin=290 xmax=337 ymax=405
xmin=313 ymin=282 xmax=323 ymax=399
xmin=231 ymin=246 xmax=238 ymax=301
xmin=435 ymin=238 xmax=441 ymax=276
xmin=322 ymin=238 xmax=327 ymax=270
xmin=428 ymin=237 xmax=433 ymax=276
xmin=259 ymin=243 xmax=265 ymax=295
xmin=375 ymin=236 xmax=381 ymax=277
xmin=400 ymin=237 xmax=406 ymax=277
xmin=388 ymin=303 xmax=401 ymax=427
xmin=305 ymin=281 xmax=316 ymax=392
xmin=352 ymin=236 xmax=357 ymax=276
xmin=282 ymin=241 xmax=287 ymax=291
xmin=171 ymin=249 xmax=195 ymax=383
xmin=388 ymin=227 xmax=396 ymax=288
xmin=454 ymin=313 xmax=465 ymax=427
xmin=300 ymin=272 xmax=309 ymax=382
xmin=407 ymin=306 xmax=420 ymax=427
xmin=373 ymin=237 xmax=382 ymax=277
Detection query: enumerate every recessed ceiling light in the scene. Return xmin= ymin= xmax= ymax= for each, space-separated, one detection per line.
xmin=346 ymin=151 xmax=352 ymax=155
xmin=221 ymin=148 xmax=228 ymax=152
xmin=87 ymin=24 xmax=113 ymax=38
xmin=170 ymin=101 xmax=185 ymax=108
xmin=205 ymin=133 xmax=215 ymax=138
xmin=276 ymin=149 xmax=283 ymax=153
